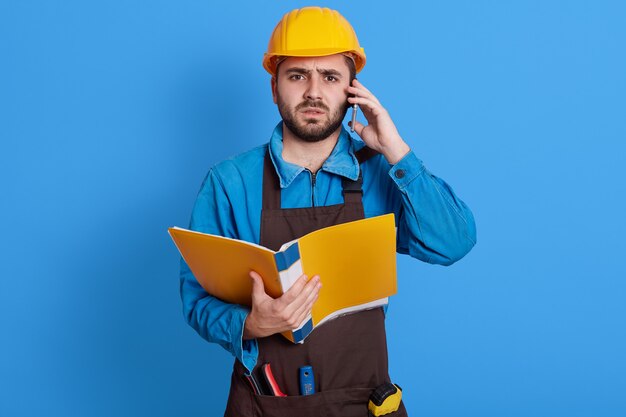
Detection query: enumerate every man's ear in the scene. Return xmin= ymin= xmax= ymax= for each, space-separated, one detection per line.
xmin=271 ymin=76 xmax=278 ymax=104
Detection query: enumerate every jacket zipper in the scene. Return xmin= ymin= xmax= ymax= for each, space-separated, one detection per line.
xmin=309 ymin=170 xmax=317 ymax=207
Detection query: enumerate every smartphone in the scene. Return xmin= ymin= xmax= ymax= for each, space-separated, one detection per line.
xmin=349 ymin=77 xmax=358 ymax=132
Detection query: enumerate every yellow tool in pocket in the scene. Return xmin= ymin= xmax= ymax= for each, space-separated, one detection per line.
xmin=368 ymin=382 xmax=402 ymax=416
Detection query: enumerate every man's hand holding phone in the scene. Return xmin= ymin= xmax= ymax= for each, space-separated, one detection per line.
xmin=347 ymin=79 xmax=410 ymax=165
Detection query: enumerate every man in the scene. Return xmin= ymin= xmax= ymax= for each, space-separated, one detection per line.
xmin=180 ymin=7 xmax=476 ymax=416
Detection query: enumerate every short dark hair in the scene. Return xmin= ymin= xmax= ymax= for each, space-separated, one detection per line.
xmin=343 ymin=55 xmax=356 ymax=84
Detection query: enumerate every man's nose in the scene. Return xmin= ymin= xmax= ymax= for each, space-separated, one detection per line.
xmin=304 ymin=77 xmax=322 ymax=100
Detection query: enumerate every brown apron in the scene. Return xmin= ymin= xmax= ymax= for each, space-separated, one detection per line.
xmin=224 ymin=148 xmax=408 ymax=417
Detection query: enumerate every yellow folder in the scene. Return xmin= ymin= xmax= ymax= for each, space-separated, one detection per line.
xmin=169 ymin=213 xmax=398 ymax=342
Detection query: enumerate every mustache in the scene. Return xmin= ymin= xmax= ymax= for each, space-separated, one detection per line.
xmin=295 ymin=100 xmax=330 ymax=112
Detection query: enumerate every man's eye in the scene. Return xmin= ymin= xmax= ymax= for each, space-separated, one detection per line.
xmin=326 ymin=76 xmax=337 ymax=82
xmin=289 ymin=74 xmax=305 ymax=80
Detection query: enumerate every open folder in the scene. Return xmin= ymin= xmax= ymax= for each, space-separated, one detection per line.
xmin=169 ymin=213 xmax=398 ymax=343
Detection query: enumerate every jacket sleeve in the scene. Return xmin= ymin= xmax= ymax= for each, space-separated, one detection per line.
xmin=179 ymin=169 xmax=258 ymax=373
xmin=387 ymin=151 xmax=477 ymax=265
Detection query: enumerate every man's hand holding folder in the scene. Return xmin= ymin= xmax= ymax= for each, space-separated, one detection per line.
xmin=243 ymin=271 xmax=321 ymax=339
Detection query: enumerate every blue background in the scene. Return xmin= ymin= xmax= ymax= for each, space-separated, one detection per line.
xmin=1 ymin=1 xmax=625 ymax=416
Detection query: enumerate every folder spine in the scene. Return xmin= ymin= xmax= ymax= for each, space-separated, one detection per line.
xmin=292 ymin=318 xmax=314 ymax=343
xmin=274 ymin=243 xmax=301 ymax=272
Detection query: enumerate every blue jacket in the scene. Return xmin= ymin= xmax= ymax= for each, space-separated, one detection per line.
xmin=180 ymin=123 xmax=476 ymax=372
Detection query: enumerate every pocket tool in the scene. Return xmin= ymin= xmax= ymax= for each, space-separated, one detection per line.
xmin=368 ymin=383 xmax=403 ymax=416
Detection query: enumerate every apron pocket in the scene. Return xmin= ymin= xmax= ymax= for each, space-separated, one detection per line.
xmin=252 ymin=387 xmax=372 ymax=417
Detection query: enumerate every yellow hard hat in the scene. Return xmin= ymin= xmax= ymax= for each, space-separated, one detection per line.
xmin=263 ymin=7 xmax=366 ymax=76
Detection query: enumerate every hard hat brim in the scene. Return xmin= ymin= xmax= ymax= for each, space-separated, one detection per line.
xmin=263 ymin=48 xmax=366 ymax=76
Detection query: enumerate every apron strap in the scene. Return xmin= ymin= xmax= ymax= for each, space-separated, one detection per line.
xmin=262 ymin=146 xmax=380 ymax=209
xmin=343 ymin=146 xmax=380 ymax=204
xmin=262 ymin=150 xmax=282 ymax=210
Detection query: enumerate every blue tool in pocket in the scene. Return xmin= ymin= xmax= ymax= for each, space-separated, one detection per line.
xmin=298 ymin=365 xmax=315 ymax=396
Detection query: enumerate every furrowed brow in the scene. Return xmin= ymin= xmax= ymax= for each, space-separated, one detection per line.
xmin=317 ymin=68 xmax=343 ymax=78
xmin=284 ymin=67 xmax=311 ymax=75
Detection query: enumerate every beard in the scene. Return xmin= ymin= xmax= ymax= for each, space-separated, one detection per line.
xmin=277 ymin=94 xmax=349 ymax=143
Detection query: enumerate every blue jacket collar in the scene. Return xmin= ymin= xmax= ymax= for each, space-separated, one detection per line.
xmin=268 ymin=122 xmax=365 ymax=189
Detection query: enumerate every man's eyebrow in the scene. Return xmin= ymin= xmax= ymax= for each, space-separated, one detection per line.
xmin=317 ymin=68 xmax=343 ymax=78
xmin=283 ymin=67 xmax=343 ymax=77
xmin=284 ymin=67 xmax=311 ymax=75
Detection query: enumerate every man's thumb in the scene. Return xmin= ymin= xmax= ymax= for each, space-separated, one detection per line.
xmin=249 ymin=271 xmax=265 ymax=299
xmin=349 ymin=120 xmax=366 ymax=137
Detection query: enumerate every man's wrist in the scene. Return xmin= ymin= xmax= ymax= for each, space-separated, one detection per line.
xmin=381 ymin=140 xmax=411 ymax=165
xmin=243 ymin=312 xmax=258 ymax=340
